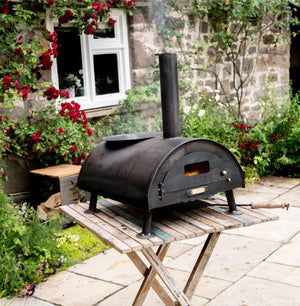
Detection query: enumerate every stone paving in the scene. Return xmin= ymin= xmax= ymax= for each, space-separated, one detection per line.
xmin=1 ymin=176 xmax=300 ymax=306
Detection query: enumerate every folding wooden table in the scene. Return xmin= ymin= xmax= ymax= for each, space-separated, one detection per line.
xmin=60 ymin=197 xmax=278 ymax=305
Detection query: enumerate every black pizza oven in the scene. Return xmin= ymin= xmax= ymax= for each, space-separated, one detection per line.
xmin=77 ymin=53 xmax=245 ymax=238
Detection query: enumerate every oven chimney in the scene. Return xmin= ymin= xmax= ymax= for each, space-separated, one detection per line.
xmin=159 ymin=53 xmax=181 ymax=138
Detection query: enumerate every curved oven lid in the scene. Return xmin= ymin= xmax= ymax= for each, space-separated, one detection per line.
xmin=103 ymin=132 xmax=162 ymax=142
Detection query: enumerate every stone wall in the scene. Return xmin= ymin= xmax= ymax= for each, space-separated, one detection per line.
xmin=129 ymin=1 xmax=291 ymax=122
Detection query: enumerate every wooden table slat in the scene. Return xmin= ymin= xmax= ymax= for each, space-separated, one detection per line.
xmin=60 ymin=206 xmax=131 ymax=253
xmin=73 ymin=204 xmax=143 ymax=252
xmin=78 ymin=204 xmax=154 ymax=249
xmin=60 ymin=198 xmax=278 ymax=254
xmin=98 ymin=203 xmax=170 ymax=245
xmin=189 ymin=209 xmax=226 ymax=231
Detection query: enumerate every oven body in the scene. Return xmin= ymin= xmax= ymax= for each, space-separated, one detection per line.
xmin=77 ymin=137 xmax=244 ymax=211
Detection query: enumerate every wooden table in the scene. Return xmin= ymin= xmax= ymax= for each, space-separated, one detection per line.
xmin=60 ymin=197 xmax=278 ymax=306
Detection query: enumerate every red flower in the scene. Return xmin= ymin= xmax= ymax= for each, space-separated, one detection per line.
xmin=2 ymin=75 xmax=12 ymax=89
xmin=39 ymin=50 xmax=53 ymax=70
xmin=2 ymin=172 xmax=7 ymax=178
xmin=15 ymin=47 xmax=22 ymax=54
xmin=72 ymin=158 xmax=79 ymax=165
xmin=61 ymin=90 xmax=70 ymax=99
xmin=0 ymin=1 xmax=9 ymax=14
xmin=108 ymin=18 xmax=117 ymax=28
xmin=84 ymin=24 xmax=95 ymax=35
xmin=31 ymin=132 xmax=40 ymax=144
xmin=87 ymin=128 xmax=92 ymax=136
xmin=22 ymin=88 xmax=29 ymax=100
xmin=80 ymin=152 xmax=86 ymax=160
xmin=58 ymin=128 xmax=64 ymax=135
xmin=70 ymin=143 xmax=77 ymax=153
xmin=59 ymin=9 xmax=75 ymax=24
xmin=44 ymin=86 xmax=61 ymax=100
xmin=47 ymin=0 xmax=54 ymax=7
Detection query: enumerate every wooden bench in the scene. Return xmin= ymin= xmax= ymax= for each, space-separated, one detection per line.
xmin=60 ymin=197 xmax=278 ymax=305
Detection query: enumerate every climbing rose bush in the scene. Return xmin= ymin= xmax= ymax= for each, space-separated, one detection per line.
xmin=0 ymin=0 xmax=136 ymax=167
xmin=11 ymin=88 xmax=95 ymax=166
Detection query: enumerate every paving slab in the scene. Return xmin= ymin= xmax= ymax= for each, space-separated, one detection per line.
xmin=206 ymin=276 xmax=300 ymax=306
xmin=97 ymin=279 xmax=209 ymax=306
xmin=97 ymin=280 xmax=169 ymax=306
xmin=167 ymin=269 xmax=232 ymax=300
xmin=247 ymin=261 xmax=300 ymax=287
xmin=0 ymin=296 xmax=55 ymax=306
xmin=237 ymin=183 xmax=290 ymax=195
xmin=226 ymin=212 xmax=300 ymax=243
xmin=275 ymin=183 xmax=300 ymax=207
xmin=258 ymin=176 xmax=300 ymax=189
xmin=33 ymin=270 xmax=121 ymax=306
xmin=232 ymin=189 xmax=277 ymax=203
xmin=167 ymin=233 xmax=280 ymax=282
xmin=67 ymin=248 xmax=141 ymax=286
xmin=178 ymin=235 xmax=207 ymax=246
xmin=267 ymin=232 xmax=300 ymax=267
xmin=165 ymin=241 xmax=194 ymax=259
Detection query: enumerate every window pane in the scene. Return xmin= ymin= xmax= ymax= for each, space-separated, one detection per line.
xmin=93 ymin=28 xmax=115 ymax=39
xmin=55 ymin=27 xmax=84 ymax=97
xmin=94 ymin=54 xmax=119 ymax=95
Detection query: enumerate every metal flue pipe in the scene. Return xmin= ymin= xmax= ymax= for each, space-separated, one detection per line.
xmin=159 ymin=53 xmax=181 ymax=138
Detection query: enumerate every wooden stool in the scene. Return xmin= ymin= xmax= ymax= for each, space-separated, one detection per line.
xmin=30 ymin=164 xmax=81 ymax=208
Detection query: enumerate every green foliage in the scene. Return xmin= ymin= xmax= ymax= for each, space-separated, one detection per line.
xmin=10 ymin=100 xmax=95 ymax=166
xmin=57 ymin=224 xmax=109 ymax=265
xmin=97 ymin=81 xmax=161 ymax=137
xmin=181 ymin=83 xmax=300 ymax=179
xmin=181 ymin=86 xmax=237 ymax=144
xmin=0 ymin=185 xmax=65 ymax=297
xmin=0 ymin=183 xmax=109 ymax=298
xmin=249 ymin=93 xmax=300 ymax=177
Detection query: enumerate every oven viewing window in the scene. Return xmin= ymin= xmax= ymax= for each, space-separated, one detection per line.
xmin=184 ymin=161 xmax=210 ymax=177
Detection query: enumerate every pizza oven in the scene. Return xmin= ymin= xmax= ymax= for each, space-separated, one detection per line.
xmin=77 ymin=53 xmax=245 ymax=238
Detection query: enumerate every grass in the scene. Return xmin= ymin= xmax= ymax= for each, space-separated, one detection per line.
xmin=58 ymin=223 xmax=110 ymax=268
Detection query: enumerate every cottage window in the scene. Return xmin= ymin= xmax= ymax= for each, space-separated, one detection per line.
xmin=47 ymin=9 xmax=131 ymax=111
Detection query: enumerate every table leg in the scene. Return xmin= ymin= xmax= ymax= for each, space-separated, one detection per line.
xmin=183 ymin=232 xmax=221 ymax=300
xmin=141 ymin=247 xmax=190 ymax=306
xmin=127 ymin=244 xmax=174 ymax=305
xmin=128 ymin=232 xmax=221 ymax=306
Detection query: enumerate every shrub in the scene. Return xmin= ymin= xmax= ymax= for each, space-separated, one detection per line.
xmin=249 ymin=93 xmax=300 ymax=177
xmin=0 ymin=184 xmax=65 ymax=298
xmin=180 ymin=85 xmax=300 ymax=179
xmin=97 ymin=81 xmax=161 ymax=137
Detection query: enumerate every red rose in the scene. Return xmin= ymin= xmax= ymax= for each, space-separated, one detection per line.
xmin=87 ymin=128 xmax=92 ymax=136
xmin=22 ymin=87 xmax=29 ymax=100
xmin=70 ymin=144 xmax=77 ymax=153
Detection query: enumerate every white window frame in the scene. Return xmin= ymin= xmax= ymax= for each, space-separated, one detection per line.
xmin=47 ymin=9 xmax=131 ymax=110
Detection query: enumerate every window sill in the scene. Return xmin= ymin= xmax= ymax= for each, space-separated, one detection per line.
xmin=85 ymin=105 xmax=118 ymax=118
